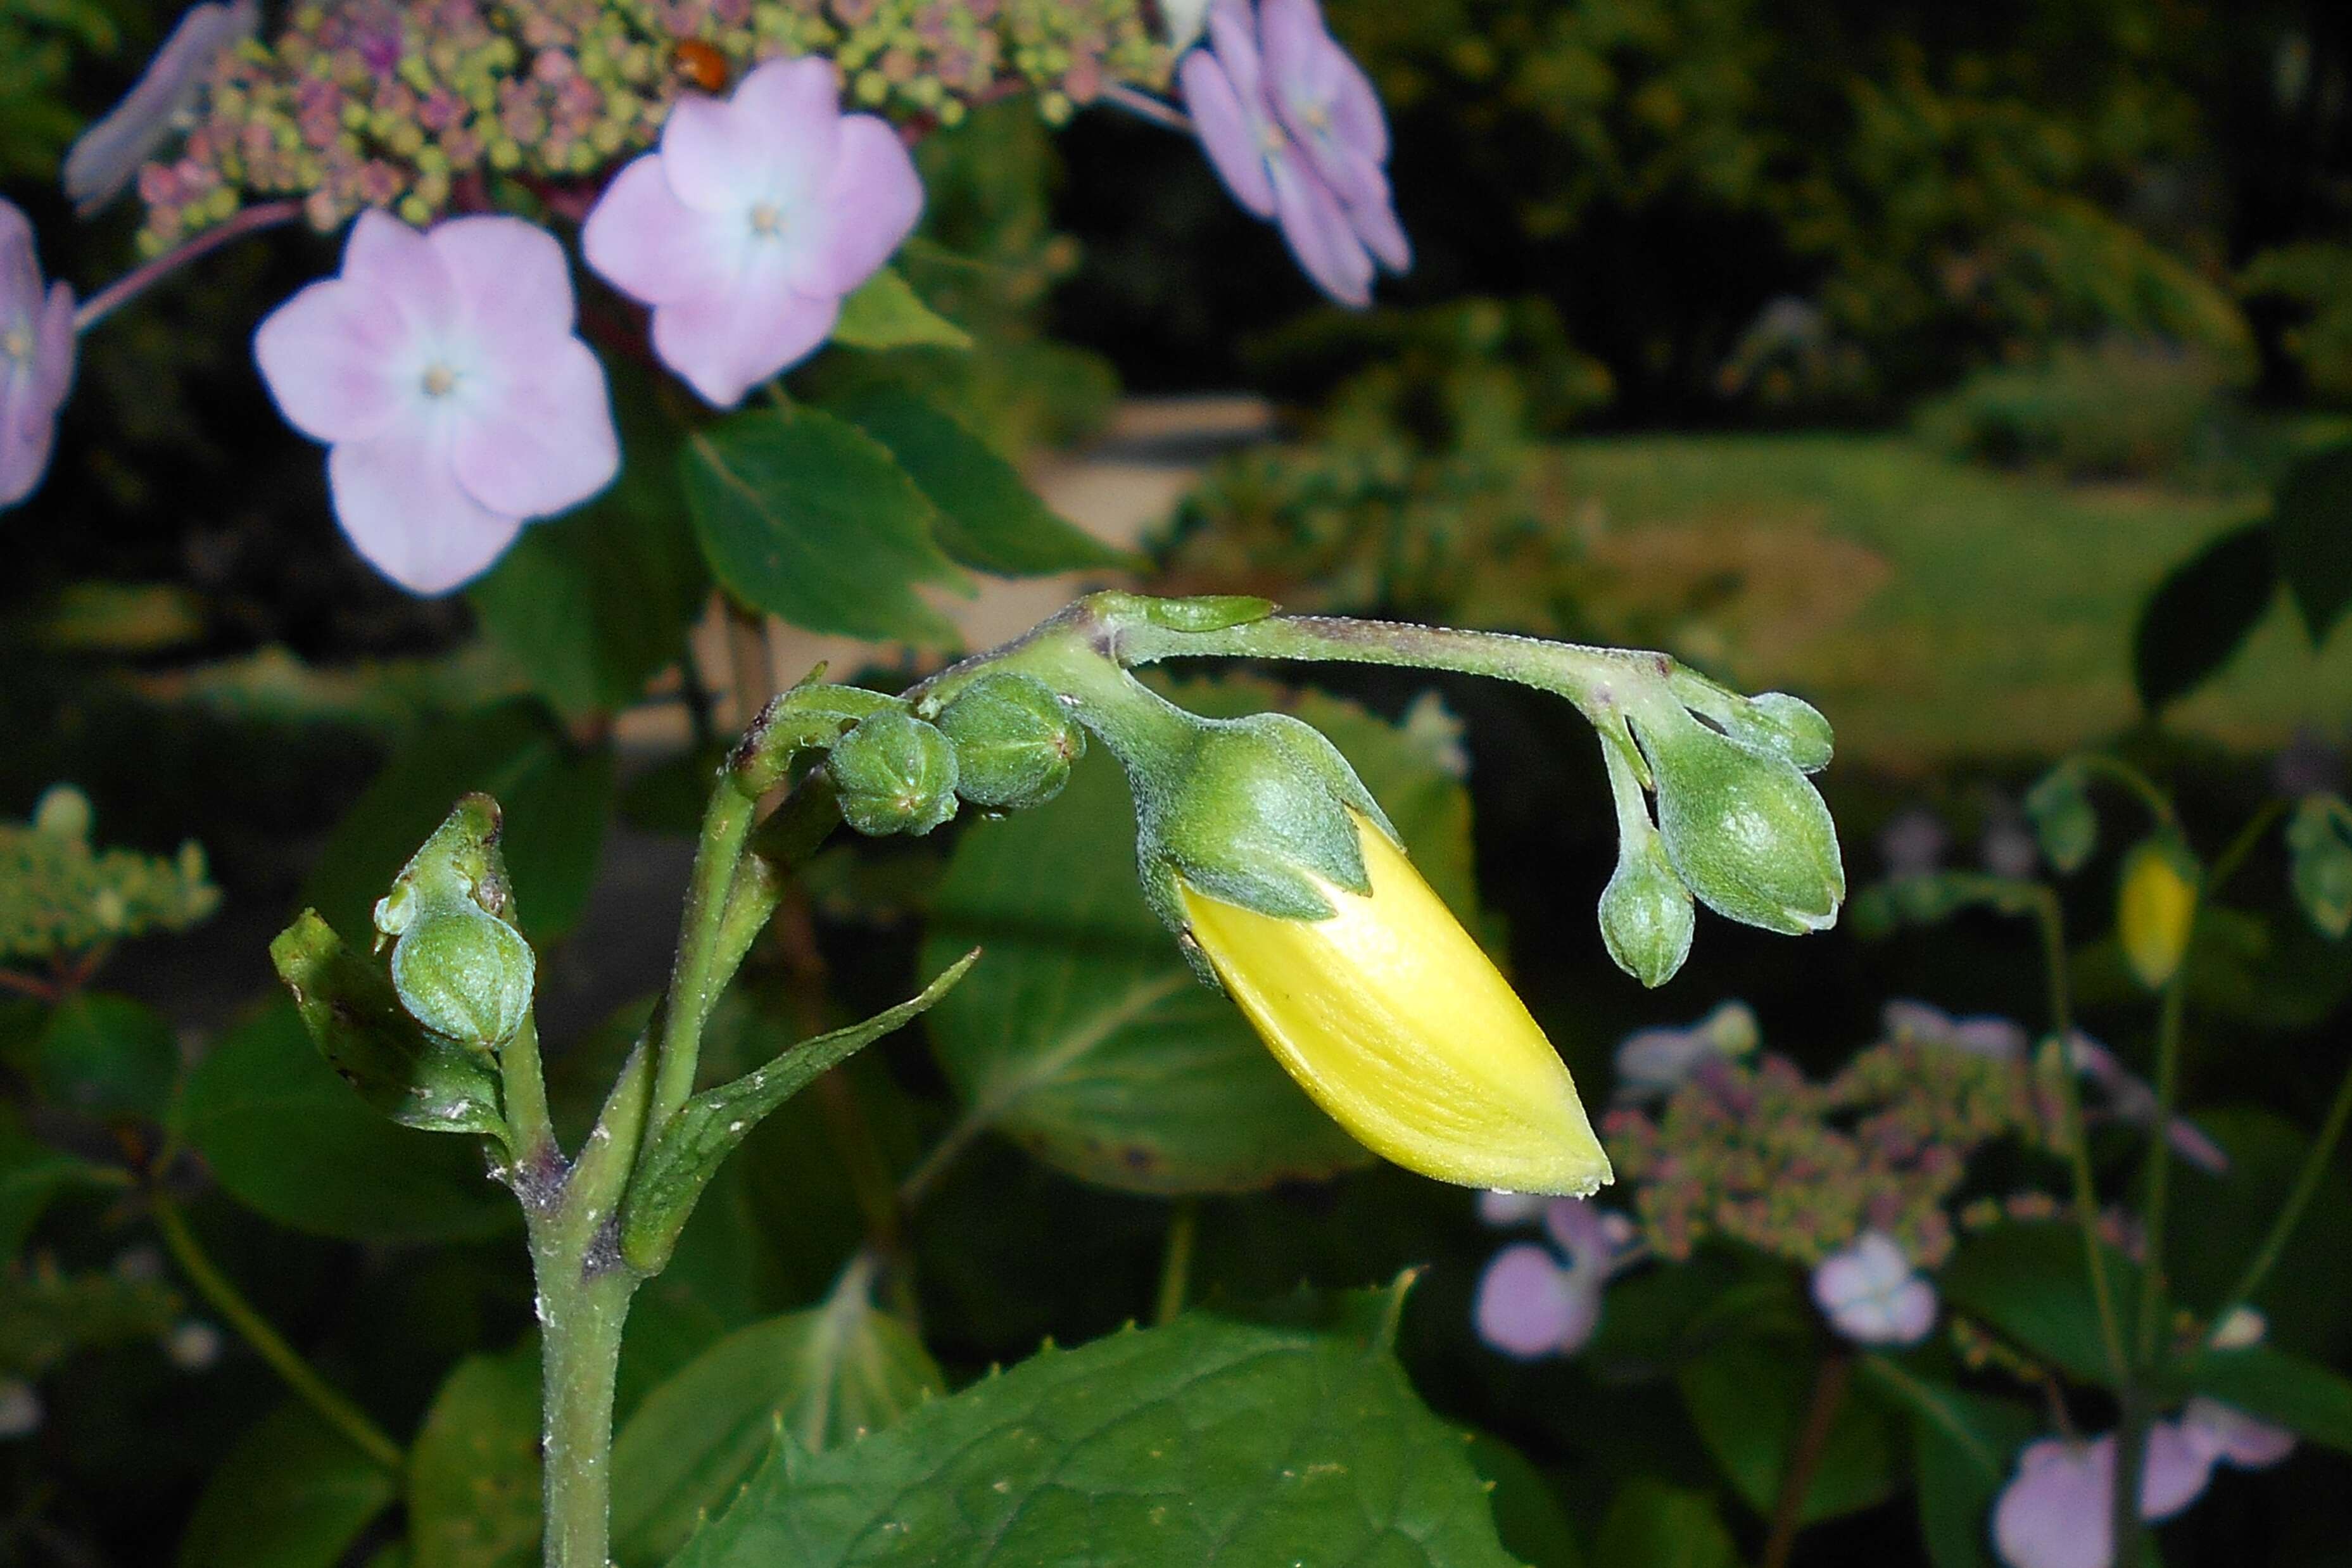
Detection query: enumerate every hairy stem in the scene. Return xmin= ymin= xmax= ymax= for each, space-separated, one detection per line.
xmin=531 ymin=1228 xmax=636 ymax=1568
xmin=151 ymin=1194 xmax=404 ymax=1474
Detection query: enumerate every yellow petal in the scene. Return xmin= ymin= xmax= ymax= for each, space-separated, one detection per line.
xmin=1179 ymin=814 xmax=1612 ymax=1196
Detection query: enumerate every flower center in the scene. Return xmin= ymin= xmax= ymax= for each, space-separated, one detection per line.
xmin=1257 ymin=122 xmax=1286 ymax=156
xmin=420 ymin=362 xmax=459 ymax=398
xmin=748 ymin=200 xmax=784 ymax=237
xmin=0 ymin=320 xmax=29 ymax=365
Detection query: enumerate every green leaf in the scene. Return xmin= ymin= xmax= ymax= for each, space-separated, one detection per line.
xmin=1465 ymin=1431 xmax=1584 ymax=1568
xmin=2023 ymin=765 xmax=2097 ymax=876
xmin=2163 ymin=1106 xmax=2352 ymax=1355
xmin=2287 ymin=795 xmax=2352 ymax=939
xmin=619 ymin=953 xmax=978 ymax=1272
xmin=920 ymin=676 xmax=1479 ymax=1195
xmin=269 ymin=911 xmax=506 ymax=1137
xmin=0 ymin=1263 xmax=179 ymax=1377
xmin=37 ymin=992 xmax=177 ymax=1120
xmin=610 ymin=1270 xmax=944 ymax=1567
xmin=305 ymin=700 xmax=613 ymax=944
xmin=1861 ymin=1358 xmax=2037 ymax=1568
xmin=2132 ymin=521 xmax=2278 ymax=712
xmin=830 ymin=267 xmax=973 ymax=351
xmin=1676 ymin=1335 xmax=1901 ymax=1524
xmin=177 ymin=1003 xmax=516 ymax=1242
xmin=1590 ymin=1480 xmax=1738 ymax=1568
xmin=1940 ymin=1223 xmax=2133 ymax=1388
xmin=824 ymin=383 xmax=1131 ymax=576
xmin=469 ymin=357 xmax=708 ymax=717
xmin=683 ymin=404 xmax=968 ymax=646
xmin=2273 ymin=443 xmax=2352 ymax=643
xmin=177 ymin=1403 xmax=399 ymax=1568
xmin=410 ymin=1341 xmax=541 ymax=1568
xmin=669 ymin=1308 xmax=1519 ymax=1568
xmin=2175 ymin=1343 xmax=2352 ymax=1455
xmin=0 ymin=1114 xmax=120 ymax=1255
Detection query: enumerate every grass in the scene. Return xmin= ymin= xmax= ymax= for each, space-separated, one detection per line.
xmin=1552 ymin=432 xmax=2352 ymax=771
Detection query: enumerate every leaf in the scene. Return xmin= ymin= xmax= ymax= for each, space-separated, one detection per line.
xmin=619 ymin=954 xmax=976 ymax=1272
xmin=36 ymin=993 xmax=177 ymax=1120
xmin=2023 ymin=764 xmax=2097 ymax=875
xmin=0 ymin=1264 xmax=179 ymax=1377
xmin=1465 ymin=1431 xmax=1584 ymax=1568
xmin=2175 ymin=1343 xmax=2352 ymax=1455
xmin=2162 ymin=1106 xmax=2352 ymax=1355
xmin=830 ymin=268 xmax=973 ymax=351
xmin=1939 ymin=1223 xmax=2132 ymax=1388
xmin=669 ymin=1308 xmax=1519 ymax=1568
xmin=1676 ymin=1336 xmax=1901 ymax=1524
xmin=1590 ymin=1480 xmax=1738 ymax=1568
xmin=0 ymin=1115 xmax=120 ymax=1255
xmin=410 ymin=1341 xmax=541 ymax=1568
xmin=2273 ymin=443 xmax=2352 ymax=643
xmin=270 ymin=911 xmax=506 ymax=1137
xmin=1861 ymin=1358 xmax=2037 ymax=1568
xmin=682 ymin=404 xmax=969 ymax=647
xmin=919 ymin=676 xmax=1481 ymax=1195
xmin=176 ymin=1403 xmax=399 ymax=1568
xmin=610 ymin=1273 xmax=943 ymax=1567
xmin=824 ymin=383 xmax=1131 ymax=576
xmin=2287 ymin=795 xmax=2352 ymax=939
xmin=305 ymin=700 xmax=613 ymax=944
xmin=178 ymin=1002 xmax=517 ymax=1242
xmin=2131 ymin=521 xmax=2279 ymax=712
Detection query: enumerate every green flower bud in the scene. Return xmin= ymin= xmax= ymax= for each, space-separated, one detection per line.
xmin=2287 ymin=794 xmax=2352 ymax=940
xmin=828 ymin=711 xmax=960 ymax=837
xmin=389 ymin=907 xmax=535 ymax=1049
xmin=1633 ymin=701 xmax=1844 ymax=935
xmin=2024 ymin=763 xmax=2096 ymax=875
xmin=1738 ymin=692 xmax=1835 ymax=773
xmin=32 ymin=786 xmax=92 ymax=841
xmin=935 ymin=673 xmax=1085 ymax=811
xmin=1599 ymin=825 xmax=1695 ymax=987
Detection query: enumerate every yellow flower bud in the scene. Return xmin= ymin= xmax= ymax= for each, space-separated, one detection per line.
xmin=1178 ymin=812 xmax=1612 ymax=1197
xmin=2118 ymin=837 xmax=2197 ymax=990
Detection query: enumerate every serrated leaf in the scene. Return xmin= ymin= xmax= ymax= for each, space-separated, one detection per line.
xmin=305 ymin=700 xmax=613 ymax=944
xmin=178 ymin=1003 xmax=517 ymax=1242
xmin=2273 ymin=443 xmax=2352 ymax=643
xmin=410 ymin=1341 xmax=540 ymax=1568
xmin=269 ymin=911 xmax=506 ymax=1137
xmin=2132 ymin=521 xmax=2278 ymax=712
xmin=683 ymin=404 xmax=969 ymax=647
xmin=36 ymin=993 xmax=177 ymax=1120
xmin=1940 ymin=1223 xmax=2134 ymax=1388
xmin=2174 ymin=1343 xmax=2352 ymax=1454
xmin=610 ymin=1272 xmax=943 ymax=1567
xmin=1677 ymin=1335 xmax=1901 ymax=1524
xmin=619 ymin=954 xmax=978 ymax=1272
xmin=920 ymin=676 xmax=1480 ymax=1196
xmin=469 ymin=356 xmax=708 ymax=717
xmin=670 ymin=1310 xmax=1519 ymax=1568
xmin=825 ymin=383 xmax=1131 ymax=576
xmin=177 ymin=1403 xmax=399 ymax=1568
xmin=830 ymin=268 xmax=973 ymax=351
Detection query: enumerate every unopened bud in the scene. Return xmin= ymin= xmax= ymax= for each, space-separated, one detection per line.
xmin=2286 ymin=794 xmax=2352 ymax=940
xmin=1633 ymin=702 xmax=1843 ymax=935
xmin=390 ymin=907 xmax=534 ymax=1048
xmin=829 ymin=711 xmax=959 ymax=837
xmin=2024 ymin=764 xmax=2096 ymax=875
xmin=1737 ymin=693 xmax=1835 ymax=773
xmin=935 ymin=673 xmax=1085 ymax=811
xmin=32 ymin=785 xmax=92 ymax=841
xmin=1598 ymin=822 xmax=1694 ymax=988
xmin=2118 ymin=837 xmax=2197 ymax=990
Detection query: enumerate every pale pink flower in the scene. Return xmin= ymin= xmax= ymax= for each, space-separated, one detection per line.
xmin=1 ymin=201 xmax=76 ymax=509
xmin=63 ymin=0 xmax=260 ymax=215
xmin=1474 ymin=1243 xmax=1598 ymax=1360
xmin=582 ymin=57 xmax=923 ymax=408
xmin=2180 ymin=1398 xmax=2296 ymax=1470
xmin=1992 ymin=1427 xmax=2218 ymax=1568
xmin=1179 ymin=0 xmax=1407 ymax=307
xmin=1811 ymin=1230 xmax=1936 ymax=1345
xmin=254 ymin=210 xmax=617 ymax=593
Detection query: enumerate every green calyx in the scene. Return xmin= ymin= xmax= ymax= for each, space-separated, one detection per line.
xmin=934 ymin=673 xmax=1085 ymax=811
xmin=371 ymin=793 xmax=535 ymax=1052
xmin=828 ymin=711 xmax=961 ymax=837
xmin=1629 ymin=697 xmax=1845 ymax=937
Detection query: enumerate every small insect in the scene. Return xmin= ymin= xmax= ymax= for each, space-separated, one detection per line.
xmin=671 ymin=39 xmax=730 ymax=92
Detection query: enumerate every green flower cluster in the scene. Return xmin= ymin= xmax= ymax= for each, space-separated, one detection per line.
xmin=0 ymin=788 xmax=218 ymax=964
xmin=1602 ymin=1020 xmax=2063 ymax=1270
xmin=138 ymin=0 xmax=1168 ymax=251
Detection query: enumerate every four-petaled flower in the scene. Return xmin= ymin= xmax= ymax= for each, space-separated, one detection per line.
xmin=583 ymin=56 xmax=923 ymax=408
xmin=1811 ymin=1230 xmax=1937 ymax=1345
xmin=1179 ymin=0 xmax=1408 ymax=307
xmin=1473 ymin=1195 xmax=1638 ymax=1359
xmin=254 ymin=210 xmax=617 ymax=594
xmin=1 ymin=200 xmax=75 ymax=510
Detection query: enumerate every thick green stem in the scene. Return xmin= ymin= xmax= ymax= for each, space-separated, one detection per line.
xmin=2221 ymin=1046 xmax=2352 ymax=1315
xmin=531 ymin=1227 xmax=637 ymax=1568
xmin=1154 ymin=1201 xmax=1198 ymax=1326
xmin=2030 ymin=888 xmax=2128 ymax=1386
xmin=650 ymin=783 xmax=759 ymax=1132
xmin=152 ymin=1195 xmax=404 ymax=1475
xmin=500 ymin=1015 xmax=557 ymax=1173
